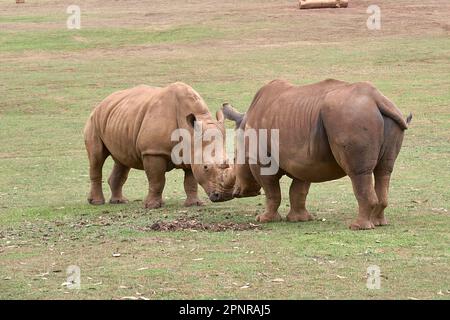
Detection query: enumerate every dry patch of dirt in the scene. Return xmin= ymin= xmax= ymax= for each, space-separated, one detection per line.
xmin=141 ymin=217 xmax=262 ymax=232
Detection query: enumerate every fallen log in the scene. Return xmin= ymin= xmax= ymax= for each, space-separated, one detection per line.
xmin=299 ymin=0 xmax=348 ymax=9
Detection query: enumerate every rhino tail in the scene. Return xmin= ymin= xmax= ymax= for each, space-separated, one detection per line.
xmin=373 ymin=90 xmax=409 ymax=130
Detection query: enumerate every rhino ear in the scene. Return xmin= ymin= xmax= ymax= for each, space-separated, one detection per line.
xmin=222 ymin=103 xmax=244 ymax=128
xmin=186 ymin=113 xmax=196 ymax=128
xmin=216 ymin=109 xmax=224 ymax=123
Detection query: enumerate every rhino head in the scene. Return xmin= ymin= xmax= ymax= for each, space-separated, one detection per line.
xmin=183 ymin=109 xmax=235 ymax=202
xmin=215 ymin=103 xmax=262 ymax=199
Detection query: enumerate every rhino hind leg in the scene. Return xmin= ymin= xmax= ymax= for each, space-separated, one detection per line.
xmin=85 ymin=131 xmax=109 ymax=205
xmin=143 ymin=155 xmax=167 ymax=209
xmin=371 ymin=169 xmax=391 ymax=226
xmin=286 ymin=179 xmax=314 ymax=222
xmin=370 ymin=117 xmax=404 ymax=227
xmin=348 ymin=174 xmax=378 ymax=230
xmin=331 ymin=146 xmax=379 ymax=230
xmin=108 ymin=161 xmax=131 ymax=204
xmin=183 ymin=169 xmax=205 ymax=207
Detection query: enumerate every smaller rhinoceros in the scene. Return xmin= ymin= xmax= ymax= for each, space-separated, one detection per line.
xmin=220 ymin=79 xmax=412 ymax=230
xmin=83 ymin=82 xmax=233 ymax=209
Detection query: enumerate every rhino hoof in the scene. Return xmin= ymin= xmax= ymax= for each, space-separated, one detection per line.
xmin=371 ymin=216 xmax=389 ymax=227
xmin=349 ymin=219 xmax=375 ymax=230
xmin=144 ymin=200 xmax=163 ymax=209
xmin=88 ymin=198 xmax=105 ymax=205
xmin=184 ymin=199 xmax=205 ymax=207
xmin=109 ymin=198 xmax=129 ymax=204
xmin=286 ymin=210 xmax=314 ymax=222
xmin=256 ymin=212 xmax=282 ymax=223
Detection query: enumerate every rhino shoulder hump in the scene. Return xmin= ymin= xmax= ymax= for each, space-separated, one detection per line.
xmin=352 ymin=81 xmax=377 ymax=94
xmin=322 ymin=78 xmax=348 ymax=86
xmin=169 ymin=82 xmax=208 ymax=113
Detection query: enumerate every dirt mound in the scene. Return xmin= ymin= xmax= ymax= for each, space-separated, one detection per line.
xmin=141 ymin=217 xmax=261 ymax=232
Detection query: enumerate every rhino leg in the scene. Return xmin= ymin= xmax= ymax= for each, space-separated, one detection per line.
xmin=183 ymin=169 xmax=205 ymax=207
xmin=349 ymin=174 xmax=377 ymax=230
xmin=143 ymin=155 xmax=167 ymax=209
xmin=286 ymin=179 xmax=314 ymax=222
xmin=370 ymin=118 xmax=403 ymax=227
xmin=371 ymin=170 xmax=390 ymax=226
xmin=108 ymin=161 xmax=130 ymax=204
xmin=85 ymin=132 xmax=109 ymax=205
xmin=252 ymin=166 xmax=282 ymax=223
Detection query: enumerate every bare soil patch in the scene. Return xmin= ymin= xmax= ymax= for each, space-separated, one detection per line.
xmin=141 ymin=217 xmax=262 ymax=232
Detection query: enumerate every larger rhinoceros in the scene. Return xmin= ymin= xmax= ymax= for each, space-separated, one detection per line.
xmin=84 ymin=82 xmax=233 ymax=209
xmin=221 ymin=79 xmax=412 ymax=230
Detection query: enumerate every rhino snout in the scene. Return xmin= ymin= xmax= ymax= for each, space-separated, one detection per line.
xmin=209 ymin=192 xmax=221 ymax=202
xmin=232 ymin=187 xmax=242 ymax=198
xmin=232 ymin=186 xmax=261 ymax=198
xmin=209 ymin=191 xmax=234 ymax=202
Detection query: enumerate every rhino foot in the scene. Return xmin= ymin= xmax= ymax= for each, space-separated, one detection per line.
xmin=256 ymin=212 xmax=282 ymax=223
xmin=110 ymin=197 xmax=129 ymax=204
xmin=184 ymin=198 xmax=205 ymax=207
xmin=88 ymin=198 xmax=105 ymax=205
xmin=349 ymin=219 xmax=375 ymax=230
xmin=144 ymin=200 xmax=163 ymax=209
xmin=286 ymin=210 xmax=314 ymax=222
xmin=371 ymin=216 xmax=389 ymax=227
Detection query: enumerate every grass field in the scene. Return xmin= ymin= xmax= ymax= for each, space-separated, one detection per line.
xmin=0 ymin=0 xmax=449 ymax=299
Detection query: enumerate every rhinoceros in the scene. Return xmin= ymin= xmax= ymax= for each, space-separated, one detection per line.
xmin=221 ymin=79 xmax=412 ymax=230
xmin=83 ymin=82 xmax=233 ymax=209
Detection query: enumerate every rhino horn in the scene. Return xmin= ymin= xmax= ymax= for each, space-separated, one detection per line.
xmin=222 ymin=103 xmax=244 ymax=128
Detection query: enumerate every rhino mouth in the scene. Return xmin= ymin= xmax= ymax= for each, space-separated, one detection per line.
xmin=208 ymin=191 xmax=233 ymax=202
xmin=232 ymin=188 xmax=261 ymax=198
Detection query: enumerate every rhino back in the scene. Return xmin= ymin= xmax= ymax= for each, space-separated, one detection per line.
xmin=246 ymin=79 xmax=346 ymax=181
xmin=89 ymin=85 xmax=178 ymax=169
xmin=88 ymin=82 xmax=212 ymax=170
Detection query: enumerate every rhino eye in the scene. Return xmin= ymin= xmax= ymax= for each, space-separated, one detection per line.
xmin=203 ymin=165 xmax=208 ymax=170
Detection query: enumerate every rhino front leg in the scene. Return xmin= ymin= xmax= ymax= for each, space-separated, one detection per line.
xmin=108 ymin=162 xmax=130 ymax=204
xmin=183 ymin=169 xmax=205 ymax=207
xmin=252 ymin=166 xmax=282 ymax=223
xmin=286 ymin=179 xmax=314 ymax=222
xmin=143 ymin=155 xmax=167 ymax=209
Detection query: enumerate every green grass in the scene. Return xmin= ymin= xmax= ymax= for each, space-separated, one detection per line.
xmin=0 ymin=0 xmax=449 ymax=300
xmin=0 ymin=26 xmax=225 ymax=53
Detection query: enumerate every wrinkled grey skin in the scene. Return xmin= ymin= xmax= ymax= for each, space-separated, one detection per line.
xmin=220 ymin=79 xmax=412 ymax=230
xmin=84 ymin=82 xmax=233 ymax=209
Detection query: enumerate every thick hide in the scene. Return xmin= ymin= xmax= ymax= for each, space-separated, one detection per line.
xmin=222 ymin=79 xmax=411 ymax=230
xmin=84 ymin=82 xmax=232 ymax=209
